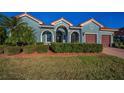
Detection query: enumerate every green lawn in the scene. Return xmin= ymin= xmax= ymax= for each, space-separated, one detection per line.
xmin=0 ymin=55 xmax=124 ymax=80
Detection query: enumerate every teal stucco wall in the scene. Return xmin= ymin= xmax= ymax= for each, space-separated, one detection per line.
xmin=20 ymin=16 xmax=41 ymax=42
xmin=20 ymin=16 xmax=114 ymax=45
xmin=81 ymin=22 xmax=113 ymax=44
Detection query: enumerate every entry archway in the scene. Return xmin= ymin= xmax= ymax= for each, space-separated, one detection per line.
xmin=56 ymin=26 xmax=68 ymax=43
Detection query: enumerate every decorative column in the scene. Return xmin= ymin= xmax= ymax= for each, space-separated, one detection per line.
xmin=81 ymin=27 xmax=85 ymax=43
xmin=40 ymin=33 xmax=42 ymax=42
xmin=52 ymin=30 xmax=55 ymax=42
xmin=45 ymin=34 xmax=47 ymax=43
xmin=54 ymin=31 xmax=56 ymax=42
xmin=96 ymin=33 xmax=99 ymax=44
xmin=99 ymin=34 xmax=102 ymax=44
xmin=63 ymin=33 xmax=65 ymax=43
xmin=82 ymin=32 xmax=85 ymax=43
xmin=111 ymin=34 xmax=114 ymax=47
xmin=80 ymin=30 xmax=83 ymax=43
xmin=68 ymin=32 xmax=71 ymax=43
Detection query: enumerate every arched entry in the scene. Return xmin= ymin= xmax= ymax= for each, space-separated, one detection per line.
xmin=56 ymin=31 xmax=63 ymax=42
xmin=71 ymin=32 xmax=79 ymax=43
xmin=56 ymin=26 xmax=68 ymax=43
xmin=42 ymin=31 xmax=52 ymax=43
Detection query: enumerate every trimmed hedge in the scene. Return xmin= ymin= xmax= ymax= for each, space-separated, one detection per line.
xmin=4 ymin=46 xmax=21 ymax=55
xmin=50 ymin=43 xmax=103 ymax=53
xmin=23 ymin=45 xmax=48 ymax=54
xmin=0 ymin=43 xmax=103 ymax=55
xmin=23 ymin=45 xmax=36 ymax=54
xmin=0 ymin=45 xmax=4 ymax=54
xmin=35 ymin=45 xmax=48 ymax=53
xmin=36 ymin=42 xmax=43 ymax=45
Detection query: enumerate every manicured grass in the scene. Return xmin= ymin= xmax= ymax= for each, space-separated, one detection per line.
xmin=0 ymin=55 xmax=124 ymax=80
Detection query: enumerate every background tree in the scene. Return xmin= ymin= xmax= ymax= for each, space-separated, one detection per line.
xmin=0 ymin=27 xmax=6 ymax=44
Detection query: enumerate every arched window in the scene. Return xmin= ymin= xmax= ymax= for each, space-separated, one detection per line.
xmin=42 ymin=31 xmax=52 ymax=43
xmin=71 ymin=32 xmax=79 ymax=43
xmin=56 ymin=26 xmax=68 ymax=43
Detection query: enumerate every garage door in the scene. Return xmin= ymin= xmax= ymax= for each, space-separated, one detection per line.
xmin=102 ymin=35 xmax=111 ymax=47
xmin=86 ymin=34 xmax=96 ymax=44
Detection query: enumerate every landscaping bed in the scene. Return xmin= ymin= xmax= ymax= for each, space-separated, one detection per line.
xmin=0 ymin=44 xmax=48 ymax=55
xmin=0 ymin=43 xmax=103 ymax=55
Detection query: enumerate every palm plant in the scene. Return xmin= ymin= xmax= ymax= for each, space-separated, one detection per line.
xmin=0 ymin=14 xmax=26 ymax=44
xmin=16 ymin=24 xmax=36 ymax=45
xmin=0 ymin=14 xmax=35 ymax=45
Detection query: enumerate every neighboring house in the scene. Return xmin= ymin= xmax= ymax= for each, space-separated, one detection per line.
xmin=16 ymin=13 xmax=118 ymax=47
xmin=114 ymin=28 xmax=124 ymax=42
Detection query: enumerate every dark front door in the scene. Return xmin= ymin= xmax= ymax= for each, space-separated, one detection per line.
xmin=56 ymin=31 xmax=63 ymax=42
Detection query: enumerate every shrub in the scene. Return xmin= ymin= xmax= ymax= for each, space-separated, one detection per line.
xmin=0 ymin=45 xmax=4 ymax=54
xmin=36 ymin=42 xmax=43 ymax=45
xmin=4 ymin=43 xmax=16 ymax=46
xmin=16 ymin=42 xmax=28 ymax=46
xmin=35 ymin=45 xmax=48 ymax=53
xmin=114 ymin=42 xmax=124 ymax=49
xmin=4 ymin=46 xmax=21 ymax=55
xmin=50 ymin=43 xmax=103 ymax=53
xmin=120 ymin=45 xmax=124 ymax=49
xmin=23 ymin=45 xmax=35 ymax=54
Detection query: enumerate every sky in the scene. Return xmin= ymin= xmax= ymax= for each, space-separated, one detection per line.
xmin=0 ymin=12 xmax=124 ymax=28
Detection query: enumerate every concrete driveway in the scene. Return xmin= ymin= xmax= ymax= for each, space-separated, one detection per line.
xmin=103 ymin=47 xmax=124 ymax=59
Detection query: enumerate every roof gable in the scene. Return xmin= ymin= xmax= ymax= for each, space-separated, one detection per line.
xmin=51 ymin=17 xmax=73 ymax=26
xmin=16 ymin=13 xmax=44 ymax=25
xmin=80 ymin=18 xmax=104 ymax=27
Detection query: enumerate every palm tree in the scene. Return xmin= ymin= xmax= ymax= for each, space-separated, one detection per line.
xmin=16 ymin=24 xmax=36 ymax=45
xmin=0 ymin=14 xmax=26 ymax=44
xmin=0 ymin=14 xmax=36 ymax=45
xmin=0 ymin=15 xmax=26 ymax=30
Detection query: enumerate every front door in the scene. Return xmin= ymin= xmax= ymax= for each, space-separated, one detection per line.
xmin=56 ymin=31 xmax=63 ymax=42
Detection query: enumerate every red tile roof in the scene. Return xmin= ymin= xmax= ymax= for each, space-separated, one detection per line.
xmin=51 ymin=17 xmax=73 ymax=26
xmin=16 ymin=13 xmax=44 ymax=25
xmin=80 ymin=18 xmax=104 ymax=27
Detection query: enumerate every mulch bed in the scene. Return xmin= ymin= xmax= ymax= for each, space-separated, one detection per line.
xmin=0 ymin=51 xmax=101 ymax=58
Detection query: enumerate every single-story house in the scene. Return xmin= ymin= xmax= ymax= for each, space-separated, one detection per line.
xmin=16 ymin=13 xmax=118 ymax=47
